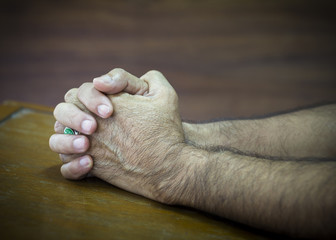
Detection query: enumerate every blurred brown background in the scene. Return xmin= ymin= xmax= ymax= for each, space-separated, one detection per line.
xmin=0 ymin=0 xmax=335 ymax=121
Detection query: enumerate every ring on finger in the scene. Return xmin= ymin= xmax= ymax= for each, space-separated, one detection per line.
xmin=64 ymin=127 xmax=80 ymax=135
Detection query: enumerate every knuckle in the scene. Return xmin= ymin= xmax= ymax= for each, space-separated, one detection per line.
xmin=49 ymin=134 xmax=64 ymax=153
xmin=53 ymin=102 xmax=65 ymax=118
xmin=59 ymin=154 xmax=66 ymax=162
xmin=54 ymin=121 xmax=63 ymax=132
xmin=50 ymin=135 xmax=63 ymax=153
xmin=159 ymin=87 xmax=178 ymax=106
xmin=77 ymin=83 xmax=98 ymax=108
xmin=110 ymin=68 xmax=126 ymax=75
xmin=77 ymin=83 xmax=92 ymax=98
xmin=79 ymin=82 xmax=92 ymax=90
xmin=49 ymin=135 xmax=55 ymax=150
xmin=147 ymin=70 xmax=162 ymax=77
xmin=109 ymin=68 xmax=126 ymax=81
xmin=64 ymin=88 xmax=78 ymax=102
xmin=167 ymin=90 xmax=178 ymax=104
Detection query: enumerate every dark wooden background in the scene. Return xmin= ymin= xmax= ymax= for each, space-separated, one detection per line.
xmin=1 ymin=0 xmax=335 ymax=121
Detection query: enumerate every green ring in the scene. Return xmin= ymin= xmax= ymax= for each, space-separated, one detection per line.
xmin=64 ymin=127 xmax=79 ymax=135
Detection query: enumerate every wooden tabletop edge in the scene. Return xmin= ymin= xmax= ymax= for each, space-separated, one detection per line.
xmin=2 ymin=100 xmax=54 ymax=113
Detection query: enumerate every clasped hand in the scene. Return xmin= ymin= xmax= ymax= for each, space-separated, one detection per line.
xmin=49 ymin=69 xmax=188 ymax=203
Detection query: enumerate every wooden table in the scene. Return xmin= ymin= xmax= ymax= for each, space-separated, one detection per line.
xmin=0 ymin=101 xmax=286 ymax=239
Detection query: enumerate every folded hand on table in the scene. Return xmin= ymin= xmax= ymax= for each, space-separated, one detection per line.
xmin=49 ymin=69 xmax=188 ymax=203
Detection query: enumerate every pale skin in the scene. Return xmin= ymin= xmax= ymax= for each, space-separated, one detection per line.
xmin=49 ymin=68 xmax=336 ymax=238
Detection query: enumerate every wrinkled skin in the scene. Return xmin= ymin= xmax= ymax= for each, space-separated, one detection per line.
xmin=55 ymin=71 xmax=187 ymax=203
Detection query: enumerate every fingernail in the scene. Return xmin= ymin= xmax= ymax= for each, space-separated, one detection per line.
xmin=81 ymin=120 xmax=93 ymax=133
xmin=94 ymin=75 xmax=112 ymax=84
xmin=80 ymin=156 xmax=91 ymax=167
xmin=73 ymin=137 xmax=85 ymax=150
xmin=97 ymin=104 xmax=110 ymax=117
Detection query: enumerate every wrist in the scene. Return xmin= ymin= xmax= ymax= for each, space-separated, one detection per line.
xmin=163 ymin=144 xmax=209 ymax=207
xmin=182 ymin=121 xmax=230 ymax=149
xmin=182 ymin=122 xmax=197 ymax=145
xmin=182 ymin=122 xmax=214 ymax=147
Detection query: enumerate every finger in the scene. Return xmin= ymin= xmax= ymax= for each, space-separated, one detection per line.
xmin=59 ymin=153 xmax=84 ymax=163
xmin=93 ymin=68 xmax=149 ymax=95
xmin=54 ymin=102 xmax=96 ymax=135
xmin=140 ymin=70 xmax=176 ymax=102
xmin=77 ymin=82 xmax=112 ymax=118
xmin=49 ymin=134 xmax=89 ymax=154
xmin=60 ymin=155 xmax=93 ymax=180
xmin=64 ymin=88 xmax=87 ymax=110
xmin=54 ymin=121 xmax=65 ymax=133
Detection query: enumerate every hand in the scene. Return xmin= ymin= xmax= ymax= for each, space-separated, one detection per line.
xmin=49 ymin=70 xmax=188 ymax=203
xmin=49 ymin=68 xmax=150 ymax=179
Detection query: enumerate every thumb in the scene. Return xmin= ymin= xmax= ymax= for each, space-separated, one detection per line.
xmin=93 ymin=68 xmax=148 ymax=95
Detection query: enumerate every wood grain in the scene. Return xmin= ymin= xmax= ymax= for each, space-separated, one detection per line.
xmin=0 ymin=0 xmax=335 ymax=121
xmin=0 ymin=101 xmax=281 ymax=239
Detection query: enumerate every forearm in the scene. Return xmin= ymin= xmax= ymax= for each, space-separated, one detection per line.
xmin=183 ymin=104 xmax=336 ymax=158
xmin=173 ymin=146 xmax=336 ymax=238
